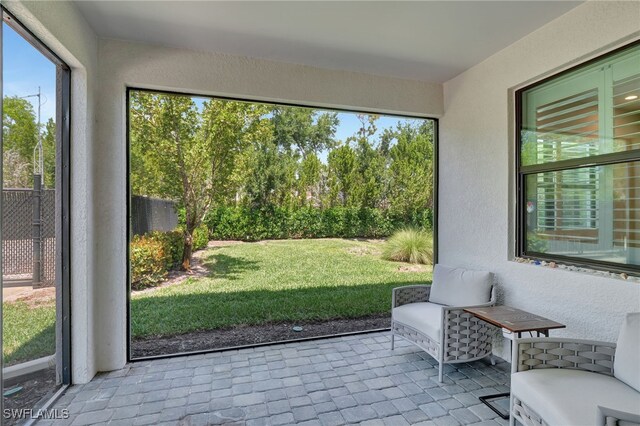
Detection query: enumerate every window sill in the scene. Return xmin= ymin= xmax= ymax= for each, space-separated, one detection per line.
xmin=513 ymin=257 xmax=639 ymax=283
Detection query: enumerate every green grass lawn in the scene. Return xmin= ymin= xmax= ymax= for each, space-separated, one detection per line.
xmin=3 ymin=301 xmax=55 ymax=366
xmin=132 ymin=238 xmax=432 ymax=338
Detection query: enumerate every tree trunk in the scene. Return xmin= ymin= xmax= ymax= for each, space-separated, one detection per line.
xmin=181 ymin=231 xmax=194 ymax=271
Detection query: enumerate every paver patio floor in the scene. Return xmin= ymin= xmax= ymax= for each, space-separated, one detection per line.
xmin=42 ymin=332 xmax=511 ymax=425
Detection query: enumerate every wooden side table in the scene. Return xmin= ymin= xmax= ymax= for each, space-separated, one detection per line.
xmin=463 ymin=306 xmax=566 ymax=419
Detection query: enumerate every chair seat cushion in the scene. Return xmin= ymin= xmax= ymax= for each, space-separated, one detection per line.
xmin=511 ymin=369 xmax=640 ymax=426
xmin=392 ymin=302 xmax=443 ymax=342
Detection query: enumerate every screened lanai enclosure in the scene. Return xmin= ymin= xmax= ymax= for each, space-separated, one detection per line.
xmin=127 ymin=89 xmax=437 ymax=359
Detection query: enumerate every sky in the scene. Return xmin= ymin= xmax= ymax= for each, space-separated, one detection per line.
xmin=3 ymin=22 xmax=57 ymax=124
xmin=333 ymin=112 xmax=421 ymax=144
xmin=3 ymin=20 xmax=428 ymax=151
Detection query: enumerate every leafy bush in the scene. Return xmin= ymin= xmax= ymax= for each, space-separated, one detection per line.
xmin=130 ymin=235 xmax=171 ymax=290
xmin=290 ymin=208 xmax=323 ymax=238
xmin=193 ymin=224 xmax=209 ymax=251
xmin=204 ymin=206 xmax=432 ymax=241
xmin=130 ymin=227 xmax=209 ymax=290
xmin=382 ymin=228 xmax=433 ymax=265
xmin=526 ymin=232 xmax=548 ymax=253
xmin=147 ymin=230 xmax=183 ymax=269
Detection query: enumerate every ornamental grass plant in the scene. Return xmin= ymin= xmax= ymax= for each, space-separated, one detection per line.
xmin=382 ymin=227 xmax=433 ymax=265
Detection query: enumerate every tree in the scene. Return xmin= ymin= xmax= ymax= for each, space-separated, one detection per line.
xmin=2 ymin=96 xmax=38 ymax=159
xmin=239 ymin=107 xmax=339 ymax=209
xmin=271 ymin=107 xmax=338 ymax=157
xmin=327 ymin=144 xmax=358 ymax=206
xmin=130 ymin=92 xmax=269 ymax=269
xmin=347 ymin=115 xmax=386 ymax=208
xmin=387 ymin=121 xmax=434 ymax=219
xmin=243 ymin=139 xmax=298 ymax=210
xmin=298 ymin=153 xmax=323 ymax=207
xmin=270 ymin=107 xmax=338 ymax=208
xmin=3 ymin=148 xmax=31 ymax=188
xmin=2 ymin=96 xmax=39 ymax=188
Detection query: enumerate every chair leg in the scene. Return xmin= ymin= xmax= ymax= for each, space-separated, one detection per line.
xmin=509 ymin=399 xmax=515 ymax=426
xmin=490 ymin=354 xmax=496 ymax=366
xmin=438 ymin=361 xmax=443 ymax=383
xmin=390 ymin=331 xmax=395 ymax=350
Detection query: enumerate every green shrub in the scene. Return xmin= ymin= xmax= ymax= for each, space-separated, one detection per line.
xmin=204 ymin=206 xmax=433 ymax=241
xmin=320 ymin=207 xmax=345 ymax=237
xmin=290 ymin=208 xmax=323 ymax=238
xmin=147 ymin=230 xmax=183 ymax=269
xmin=130 ymin=235 xmax=170 ymax=290
xmin=131 ymin=225 xmax=212 ymax=290
xmin=382 ymin=228 xmax=433 ymax=265
xmin=526 ymin=232 xmax=547 ymax=253
xmin=130 ymin=230 xmax=182 ymax=290
xmin=192 ymin=224 xmax=209 ymax=250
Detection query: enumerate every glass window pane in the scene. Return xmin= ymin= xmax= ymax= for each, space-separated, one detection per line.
xmin=613 ymin=73 xmax=640 ymax=151
xmin=521 ymin=44 xmax=640 ymax=166
xmin=525 ymin=161 xmax=640 ymax=266
xmin=522 ymin=87 xmax=600 ymax=166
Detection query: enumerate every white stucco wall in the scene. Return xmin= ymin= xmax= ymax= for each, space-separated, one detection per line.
xmin=4 ymin=1 xmax=98 ymax=382
xmin=440 ymin=0 xmax=640 ymax=359
xmin=94 ymin=38 xmax=444 ymax=372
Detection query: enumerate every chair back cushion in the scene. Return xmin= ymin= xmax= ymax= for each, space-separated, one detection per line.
xmin=429 ymin=264 xmax=493 ymax=307
xmin=613 ymin=312 xmax=640 ymax=392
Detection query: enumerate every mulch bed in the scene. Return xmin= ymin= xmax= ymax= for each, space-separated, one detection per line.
xmin=3 ymin=366 xmax=57 ymax=426
xmin=131 ymin=315 xmax=391 ymax=358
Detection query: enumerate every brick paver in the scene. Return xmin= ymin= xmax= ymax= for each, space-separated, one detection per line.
xmin=41 ymin=332 xmax=510 ymax=425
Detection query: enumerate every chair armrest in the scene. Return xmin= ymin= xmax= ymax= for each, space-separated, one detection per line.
xmin=598 ymin=406 xmax=640 ymax=426
xmin=511 ymin=337 xmax=616 ymax=375
xmin=392 ymin=285 xmax=431 ymax=308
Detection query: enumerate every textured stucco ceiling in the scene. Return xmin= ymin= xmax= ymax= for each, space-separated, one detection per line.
xmin=74 ymin=1 xmax=582 ymax=82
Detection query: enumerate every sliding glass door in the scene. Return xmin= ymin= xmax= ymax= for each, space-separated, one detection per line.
xmin=1 ymin=7 xmax=70 ymax=424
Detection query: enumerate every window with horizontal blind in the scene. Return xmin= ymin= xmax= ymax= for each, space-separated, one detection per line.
xmin=517 ymin=42 xmax=640 ymax=273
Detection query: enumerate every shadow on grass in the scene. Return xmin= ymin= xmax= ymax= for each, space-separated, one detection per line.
xmin=3 ymin=322 xmax=55 ymax=366
xmin=199 ymin=252 xmax=261 ymax=280
xmin=130 ymin=280 xmax=432 ymax=340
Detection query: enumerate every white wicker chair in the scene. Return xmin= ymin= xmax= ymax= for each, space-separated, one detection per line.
xmin=391 ymin=265 xmax=496 ymax=382
xmin=510 ymin=312 xmax=640 ymax=426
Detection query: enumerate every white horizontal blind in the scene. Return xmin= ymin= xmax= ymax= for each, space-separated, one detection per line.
xmin=535 ymin=89 xmax=600 ymax=163
xmin=612 ymin=70 xmax=640 ymax=251
xmin=613 ymin=162 xmax=640 ymax=250
xmin=535 ymin=90 xmax=600 ymax=236
xmin=535 ymin=168 xmax=598 ymax=235
xmin=613 ymin=74 xmax=640 ymax=151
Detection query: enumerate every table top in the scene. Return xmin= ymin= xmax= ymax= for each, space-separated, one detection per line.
xmin=463 ymin=305 xmax=566 ymax=333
